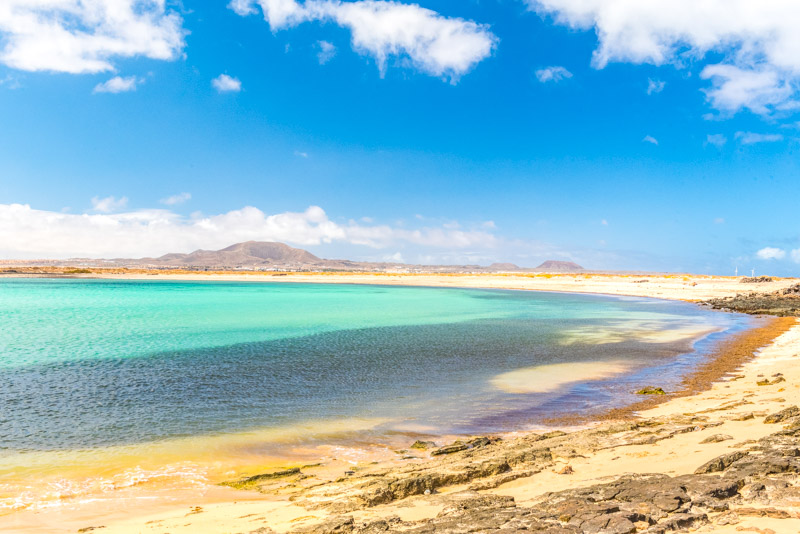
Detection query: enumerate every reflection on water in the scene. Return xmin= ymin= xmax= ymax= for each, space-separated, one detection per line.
xmin=490 ymin=360 xmax=632 ymax=394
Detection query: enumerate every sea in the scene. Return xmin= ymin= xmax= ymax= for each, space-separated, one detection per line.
xmin=0 ymin=278 xmax=753 ymax=512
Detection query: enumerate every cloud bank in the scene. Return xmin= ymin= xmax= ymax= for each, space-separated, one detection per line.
xmin=0 ymin=203 xmax=501 ymax=259
xmin=529 ymin=0 xmax=800 ymax=115
xmin=230 ymin=0 xmax=497 ymax=80
xmin=0 ymin=0 xmax=185 ymax=74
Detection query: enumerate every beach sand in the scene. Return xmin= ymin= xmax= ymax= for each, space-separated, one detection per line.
xmin=3 ymin=272 xmax=799 ymax=533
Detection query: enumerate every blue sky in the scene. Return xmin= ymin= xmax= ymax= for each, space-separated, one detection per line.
xmin=0 ymin=1 xmax=798 ymax=275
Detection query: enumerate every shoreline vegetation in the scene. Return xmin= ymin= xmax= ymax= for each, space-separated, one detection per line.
xmin=5 ymin=271 xmax=800 ymax=533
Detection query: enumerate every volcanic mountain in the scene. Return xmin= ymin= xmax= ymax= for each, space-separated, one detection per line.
xmin=147 ymin=241 xmax=322 ymax=267
xmin=534 ymin=260 xmax=584 ymax=272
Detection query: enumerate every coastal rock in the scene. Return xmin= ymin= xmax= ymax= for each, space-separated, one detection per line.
xmin=430 ymin=442 xmax=468 ymax=456
xmin=700 ymin=434 xmax=733 ymax=444
xmin=637 ymin=386 xmax=666 ymax=395
xmin=757 ymin=376 xmax=786 ymax=386
xmin=764 ymin=406 xmax=800 ymax=424
xmin=410 ymin=440 xmax=437 ymax=450
xmin=279 ymin=419 xmax=800 ymax=533
xmin=222 ymin=468 xmax=301 ymax=490
xmin=431 ymin=437 xmax=493 ymax=456
xmin=706 ymin=287 xmax=800 ymax=316
xmin=694 ymin=451 xmax=749 ymax=474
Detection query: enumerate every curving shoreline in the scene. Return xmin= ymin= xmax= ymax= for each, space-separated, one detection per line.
xmin=5 ymin=272 xmax=800 ymax=533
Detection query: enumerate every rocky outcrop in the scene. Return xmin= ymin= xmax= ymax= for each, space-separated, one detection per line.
xmin=706 ymin=285 xmax=800 ymax=316
xmin=225 ymin=405 xmax=800 ymax=533
xmin=277 ymin=419 xmax=800 ymax=533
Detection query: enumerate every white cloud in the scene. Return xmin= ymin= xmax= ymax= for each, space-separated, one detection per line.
xmin=294 ymin=150 xmax=309 ymax=158
xmin=229 ymin=0 xmax=259 ymax=16
xmin=91 ymin=196 xmax=128 ymax=213
xmin=700 ymin=65 xmax=793 ymax=116
xmin=212 ymin=74 xmax=242 ymax=92
xmin=735 ymin=131 xmax=784 ymax=145
xmin=756 ymin=247 xmax=786 ymax=260
xmin=160 ymin=192 xmax=191 ymax=206
xmin=706 ymin=134 xmax=727 ymax=147
xmin=529 ymin=0 xmax=800 ymax=115
xmin=384 ymin=252 xmax=404 ymax=263
xmin=0 ymin=0 xmax=185 ymax=74
xmin=317 ymin=40 xmax=337 ymax=64
xmin=647 ymin=78 xmax=665 ymax=95
xmin=642 ymin=135 xmax=658 ymax=145
xmin=535 ymin=65 xmax=572 ymax=83
xmin=713 ymin=217 xmax=725 ymax=224
xmin=0 ymin=203 xmax=501 ymax=259
xmin=232 ymin=0 xmax=497 ymax=81
xmin=601 ymin=219 xmax=608 ymax=226
xmin=792 ymin=249 xmax=800 ymax=263
xmin=93 ymin=76 xmax=142 ymax=94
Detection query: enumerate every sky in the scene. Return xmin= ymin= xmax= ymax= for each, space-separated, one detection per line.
xmin=0 ymin=0 xmax=798 ymax=275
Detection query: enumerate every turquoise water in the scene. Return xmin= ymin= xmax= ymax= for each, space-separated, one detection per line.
xmin=0 ymin=279 xmax=750 ymax=452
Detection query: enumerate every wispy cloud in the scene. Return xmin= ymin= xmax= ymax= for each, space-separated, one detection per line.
xmin=642 ymin=135 xmax=658 ymax=145
xmin=735 ymin=132 xmax=784 ymax=145
xmin=160 ymin=193 xmax=191 ymax=206
xmin=91 ymin=196 xmax=128 ymax=213
xmin=0 ymin=0 xmax=184 ymax=74
xmin=230 ymin=0 xmax=497 ymax=81
xmin=646 ymin=78 xmax=665 ymax=95
xmin=212 ymin=74 xmax=242 ymax=93
xmin=705 ymin=134 xmax=727 ymax=147
xmin=792 ymin=249 xmax=800 ymax=263
xmin=535 ymin=66 xmax=572 ymax=83
xmin=756 ymin=247 xmax=786 ymax=260
xmin=294 ymin=150 xmax=309 ymax=158
xmin=93 ymin=76 xmax=142 ymax=94
xmin=316 ymin=40 xmax=337 ymax=65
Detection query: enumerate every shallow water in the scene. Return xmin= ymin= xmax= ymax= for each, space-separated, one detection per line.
xmin=0 ymin=279 xmax=751 ymax=510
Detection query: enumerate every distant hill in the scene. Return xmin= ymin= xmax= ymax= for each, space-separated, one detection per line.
xmin=534 ymin=260 xmax=584 ymax=272
xmin=145 ymin=241 xmax=322 ymax=267
xmin=46 ymin=241 xmax=589 ymax=273
xmin=488 ymin=262 xmax=520 ymax=271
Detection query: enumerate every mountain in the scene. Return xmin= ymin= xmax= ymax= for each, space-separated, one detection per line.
xmin=28 ymin=241 xmax=589 ymax=273
xmin=144 ymin=241 xmax=322 ymax=268
xmin=487 ymin=262 xmax=521 ymax=271
xmin=534 ymin=260 xmax=584 ymax=272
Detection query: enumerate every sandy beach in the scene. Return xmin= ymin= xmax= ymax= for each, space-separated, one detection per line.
xmin=4 ymin=272 xmax=800 ymax=534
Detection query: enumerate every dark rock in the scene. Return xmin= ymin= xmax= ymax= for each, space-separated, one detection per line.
xmin=410 ymin=440 xmax=437 ymax=450
xmin=764 ymin=406 xmax=800 ymax=423
xmin=637 ymin=386 xmax=666 ymax=395
xmin=222 ymin=468 xmax=301 ymax=489
xmin=430 ymin=442 xmax=468 ymax=456
xmin=694 ymin=450 xmax=749 ymax=474
xmin=294 ymin=516 xmax=355 ymax=533
xmin=700 ymin=434 xmax=733 ymax=444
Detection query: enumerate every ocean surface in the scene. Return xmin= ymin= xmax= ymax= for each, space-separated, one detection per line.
xmin=0 ymin=278 xmax=752 ymax=510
